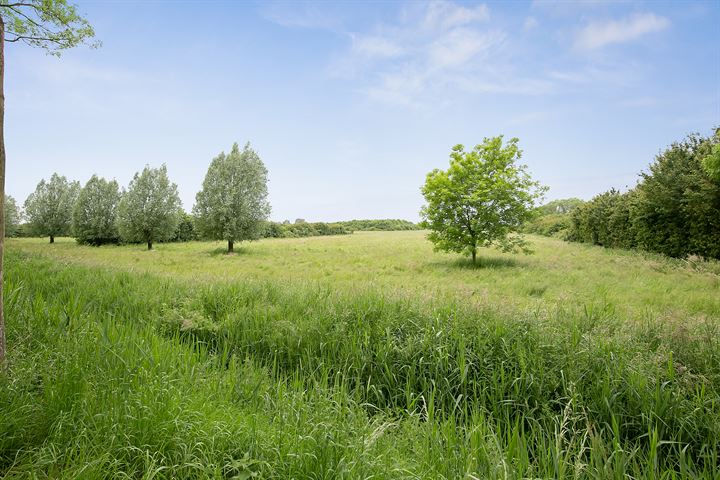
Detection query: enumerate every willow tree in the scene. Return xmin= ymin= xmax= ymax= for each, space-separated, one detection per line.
xmin=24 ymin=173 xmax=79 ymax=242
xmin=194 ymin=142 xmax=271 ymax=253
xmin=0 ymin=1 xmax=97 ymax=363
xmin=73 ymin=175 xmax=121 ymax=245
xmin=118 ymin=165 xmax=182 ymax=251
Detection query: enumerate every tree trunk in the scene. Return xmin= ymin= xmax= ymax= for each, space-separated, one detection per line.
xmin=228 ymin=240 xmax=233 ymax=253
xmin=147 ymin=241 xmax=152 ymax=250
xmin=471 ymin=248 xmax=476 ymax=264
xmin=50 ymin=235 xmax=54 ymax=244
xmin=0 ymin=15 xmax=6 ymax=365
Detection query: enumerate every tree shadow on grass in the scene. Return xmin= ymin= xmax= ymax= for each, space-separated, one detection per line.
xmin=207 ymin=247 xmax=254 ymax=257
xmin=428 ymin=255 xmax=525 ymax=271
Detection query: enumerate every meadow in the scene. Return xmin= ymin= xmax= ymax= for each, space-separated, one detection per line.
xmin=1 ymin=231 xmax=719 ymax=478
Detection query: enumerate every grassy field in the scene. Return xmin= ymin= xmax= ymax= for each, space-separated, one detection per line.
xmin=2 ymin=232 xmax=719 ymax=478
xmin=8 ymin=231 xmax=720 ymax=322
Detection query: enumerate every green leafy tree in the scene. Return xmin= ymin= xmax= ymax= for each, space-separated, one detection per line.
xmin=703 ymin=131 xmax=720 ymax=181
xmin=73 ymin=175 xmax=121 ymax=245
xmin=633 ymin=133 xmax=720 ymax=259
xmin=3 ymin=193 xmax=18 ymax=236
xmin=171 ymin=211 xmax=198 ymax=242
xmin=118 ymin=165 xmax=181 ymax=250
xmin=24 ymin=173 xmax=79 ymax=243
xmin=0 ymin=0 xmax=97 ymax=363
xmin=193 ymin=142 xmax=271 ymax=253
xmin=420 ymin=136 xmax=546 ymax=264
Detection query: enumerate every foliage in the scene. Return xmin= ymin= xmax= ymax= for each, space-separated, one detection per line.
xmin=702 ymin=133 xmax=720 ymax=181
xmin=2 ymin=240 xmax=719 ymax=478
xmin=118 ymin=165 xmax=181 ymax=250
xmin=523 ymin=198 xmax=585 ymax=238
xmin=264 ymin=219 xmax=418 ymax=238
xmin=0 ymin=0 xmax=99 ymax=55
xmin=536 ymin=198 xmax=585 ymax=216
xmin=171 ymin=211 xmax=198 ymax=242
xmin=522 ymin=213 xmax=570 ymax=237
xmin=72 ymin=175 xmax=121 ymax=245
xmin=337 ymin=218 xmax=418 ymax=231
xmin=193 ymin=143 xmax=271 ymax=251
xmin=3 ymin=194 xmax=20 ymax=237
xmin=421 ymin=136 xmax=546 ymax=263
xmin=264 ymin=221 xmax=350 ymax=238
xmin=23 ymin=173 xmax=79 ymax=241
xmin=567 ymin=131 xmax=720 ymax=259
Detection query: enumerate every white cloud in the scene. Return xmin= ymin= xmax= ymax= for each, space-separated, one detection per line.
xmin=324 ymin=1 xmax=525 ymax=105
xmin=427 ymin=28 xmax=503 ymax=68
xmin=260 ymin=3 xmax=343 ymax=31
xmin=523 ymin=17 xmax=539 ymax=31
xmin=423 ymin=0 xmax=489 ymax=30
xmin=351 ymin=35 xmax=406 ymax=58
xmin=574 ymin=13 xmax=670 ymax=50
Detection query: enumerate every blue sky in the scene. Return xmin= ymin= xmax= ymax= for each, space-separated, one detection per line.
xmin=5 ymin=0 xmax=719 ymax=222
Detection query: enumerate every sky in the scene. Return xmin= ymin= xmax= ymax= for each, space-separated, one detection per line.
xmin=5 ymin=0 xmax=720 ymax=222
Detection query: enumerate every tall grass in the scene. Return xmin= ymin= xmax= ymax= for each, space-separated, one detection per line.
xmin=1 ymin=248 xmax=718 ymax=478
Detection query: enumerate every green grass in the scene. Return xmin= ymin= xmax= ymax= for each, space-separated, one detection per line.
xmin=2 ymin=232 xmax=719 ymax=478
xmin=9 ymin=231 xmax=720 ymax=322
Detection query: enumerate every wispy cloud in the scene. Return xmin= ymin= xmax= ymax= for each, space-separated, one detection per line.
xmin=422 ymin=0 xmax=489 ymax=30
xmin=259 ymin=3 xmax=344 ymax=31
xmin=351 ymin=35 xmax=406 ymax=58
xmin=574 ymin=13 xmax=670 ymax=50
xmin=523 ymin=17 xmax=539 ymax=31
xmin=327 ymin=1 xmax=525 ymax=106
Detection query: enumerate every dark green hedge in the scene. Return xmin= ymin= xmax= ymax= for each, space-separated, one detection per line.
xmin=567 ymin=131 xmax=720 ymax=259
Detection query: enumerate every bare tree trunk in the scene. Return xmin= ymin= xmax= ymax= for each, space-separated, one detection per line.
xmin=0 ymin=16 xmax=7 ymax=365
xmin=50 ymin=235 xmax=54 ymax=244
xmin=471 ymin=248 xmax=476 ymax=264
xmin=228 ymin=240 xmax=233 ymax=253
xmin=147 ymin=241 xmax=152 ymax=250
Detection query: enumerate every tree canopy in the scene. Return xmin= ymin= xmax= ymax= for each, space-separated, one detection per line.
xmin=0 ymin=0 xmax=98 ymax=54
xmin=24 ymin=173 xmax=79 ymax=242
xmin=118 ymin=165 xmax=181 ymax=250
xmin=193 ymin=142 xmax=271 ymax=252
xmin=3 ymin=193 xmax=18 ymax=237
xmin=420 ymin=136 xmax=546 ymax=263
xmin=73 ymin=175 xmax=121 ymax=245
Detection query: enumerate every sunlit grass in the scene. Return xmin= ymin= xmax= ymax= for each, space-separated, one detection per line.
xmin=8 ymin=231 xmax=720 ymax=322
xmin=2 ymin=232 xmax=719 ymax=478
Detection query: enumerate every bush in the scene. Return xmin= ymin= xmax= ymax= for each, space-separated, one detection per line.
xmin=567 ymin=131 xmax=720 ymax=259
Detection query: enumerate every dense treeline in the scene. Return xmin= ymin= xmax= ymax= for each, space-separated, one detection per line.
xmin=336 ymin=218 xmax=418 ymax=231
xmin=265 ymin=221 xmax=351 ymax=238
xmin=567 ymin=130 xmax=720 ymax=259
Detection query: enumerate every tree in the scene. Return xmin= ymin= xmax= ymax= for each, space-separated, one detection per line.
xmin=171 ymin=211 xmax=198 ymax=242
xmin=193 ymin=142 xmax=271 ymax=253
xmin=118 ymin=165 xmax=181 ymax=250
xmin=24 ymin=173 xmax=79 ymax=243
xmin=3 ymin=194 xmax=18 ymax=237
xmin=703 ymin=129 xmax=720 ymax=181
xmin=73 ymin=175 xmax=121 ymax=245
xmin=633 ymin=132 xmax=720 ymax=259
xmin=0 ymin=0 xmax=97 ymax=364
xmin=420 ymin=136 xmax=546 ymax=264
